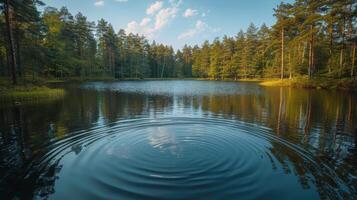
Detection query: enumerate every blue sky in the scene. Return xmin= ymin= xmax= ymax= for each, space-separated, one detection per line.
xmin=41 ymin=0 xmax=293 ymax=49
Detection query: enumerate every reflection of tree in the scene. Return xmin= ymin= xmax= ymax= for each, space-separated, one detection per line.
xmin=1 ymin=85 xmax=356 ymax=198
xmin=0 ymin=88 xmax=98 ymax=198
xmin=303 ymin=92 xmax=312 ymax=144
xmin=181 ymin=88 xmax=356 ymax=197
xmin=277 ymin=87 xmax=285 ymax=135
xmin=0 ymin=105 xmax=32 ymax=198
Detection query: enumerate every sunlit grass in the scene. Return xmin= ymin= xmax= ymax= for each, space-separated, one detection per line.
xmin=4 ymin=86 xmax=65 ymax=97
xmin=260 ymin=77 xmax=357 ymax=91
xmin=0 ymin=86 xmax=65 ymax=104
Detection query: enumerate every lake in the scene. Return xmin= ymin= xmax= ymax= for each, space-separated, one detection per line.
xmin=0 ymin=80 xmax=356 ymax=199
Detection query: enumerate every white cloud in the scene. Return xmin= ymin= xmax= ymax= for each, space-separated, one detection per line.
xmin=126 ymin=0 xmax=182 ymax=39
xmin=178 ymin=20 xmax=219 ymax=40
xmin=146 ymin=1 xmax=163 ymax=15
xmin=140 ymin=18 xmax=151 ymax=26
xmin=155 ymin=7 xmax=178 ymax=30
xmin=115 ymin=0 xmax=128 ymax=2
xmin=196 ymin=20 xmax=206 ymax=29
xmin=126 ymin=21 xmax=139 ymax=33
xmin=125 ymin=18 xmax=155 ymax=39
xmin=178 ymin=20 xmax=206 ymax=40
xmin=94 ymin=0 xmax=104 ymax=6
xmin=183 ymin=8 xmax=198 ymax=17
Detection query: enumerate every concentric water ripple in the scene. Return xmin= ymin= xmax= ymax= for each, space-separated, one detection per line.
xmin=20 ymin=117 xmax=355 ymax=199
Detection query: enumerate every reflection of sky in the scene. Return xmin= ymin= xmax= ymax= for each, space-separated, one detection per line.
xmin=82 ymin=81 xmax=357 ymax=163
xmin=82 ymin=80 xmax=262 ymax=96
xmin=97 ymin=94 xmax=106 ymax=126
xmin=148 ymin=126 xmax=181 ymax=156
xmin=2 ymin=81 xmax=357 ymax=200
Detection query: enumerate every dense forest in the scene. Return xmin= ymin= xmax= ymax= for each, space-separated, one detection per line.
xmin=0 ymin=0 xmax=356 ymax=85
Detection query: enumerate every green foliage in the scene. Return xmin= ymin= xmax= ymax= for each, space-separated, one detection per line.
xmin=0 ymin=0 xmax=355 ymax=83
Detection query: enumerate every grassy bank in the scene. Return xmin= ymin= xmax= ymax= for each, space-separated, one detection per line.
xmin=0 ymin=86 xmax=65 ymax=106
xmin=259 ymin=77 xmax=357 ymax=91
xmin=1 ymin=86 xmax=65 ymax=98
xmin=0 ymin=78 xmax=65 ymax=101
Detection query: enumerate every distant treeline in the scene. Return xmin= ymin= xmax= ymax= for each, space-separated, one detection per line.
xmin=0 ymin=0 xmax=356 ymax=84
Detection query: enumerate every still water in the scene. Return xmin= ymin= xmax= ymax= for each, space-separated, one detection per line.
xmin=0 ymin=80 xmax=356 ymax=199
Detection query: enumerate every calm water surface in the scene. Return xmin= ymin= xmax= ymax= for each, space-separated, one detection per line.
xmin=0 ymin=80 xmax=356 ymax=199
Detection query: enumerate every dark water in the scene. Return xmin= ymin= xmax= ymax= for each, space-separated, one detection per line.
xmin=1 ymin=80 xmax=357 ymax=199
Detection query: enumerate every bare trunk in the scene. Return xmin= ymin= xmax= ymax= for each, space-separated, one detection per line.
xmin=244 ymin=66 xmax=247 ymax=79
xmin=15 ymin=28 xmax=22 ymax=77
xmin=301 ymin=42 xmax=306 ymax=65
xmin=311 ymin=32 xmax=314 ymax=76
xmin=352 ymin=42 xmax=356 ymax=78
xmin=348 ymin=6 xmax=355 ymax=79
xmin=281 ymin=27 xmax=284 ymax=80
xmin=4 ymin=0 xmax=17 ymax=85
xmin=294 ymin=42 xmax=301 ymax=64
xmin=112 ymin=51 xmax=116 ymax=77
xmin=339 ymin=15 xmax=346 ymax=78
xmin=328 ymin=23 xmax=333 ymax=74
xmin=161 ymin=57 xmax=165 ymax=78
xmin=308 ymin=39 xmax=312 ymax=79
xmin=308 ymin=25 xmax=314 ymax=79
xmin=289 ymin=50 xmax=292 ymax=79
xmin=340 ymin=48 xmax=344 ymax=78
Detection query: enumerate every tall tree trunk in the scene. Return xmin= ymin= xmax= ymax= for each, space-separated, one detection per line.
xmin=281 ymin=27 xmax=284 ymax=80
xmin=289 ymin=50 xmax=292 ymax=79
xmin=339 ymin=15 xmax=346 ymax=78
xmin=340 ymin=48 xmax=344 ymax=78
xmin=15 ymin=30 xmax=22 ymax=77
xmin=308 ymin=25 xmax=314 ymax=79
xmin=348 ymin=5 xmax=355 ymax=79
xmin=328 ymin=22 xmax=333 ymax=74
xmin=0 ymin=52 xmax=4 ymax=76
xmin=112 ymin=51 xmax=116 ymax=77
xmin=297 ymin=43 xmax=301 ymax=65
xmin=352 ymin=41 xmax=356 ymax=78
xmin=108 ymin=47 xmax=112 ymax=75
xmin=301 ymin=42 xmax=306 ymax=65
xmin=308 ymin=38 xmax=312 ymax=79
xmin=12 ymin=24 xmax=23 ymax=78
xmin=161 ymin=56 xmax=165 ymax=78
xmin=310 ymin=32 xmax=316 ymax=78
xmin=4 ymin=0 xmax=17 ymax=85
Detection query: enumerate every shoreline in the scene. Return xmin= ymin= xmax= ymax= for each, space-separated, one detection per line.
xmin=1 ymin=77 xmax=356 ymax=96
xmin=0 ymin=85 xmax=65 ymax=100
xmin=0 ymin=78 xmax=66 ymax=100
xmin=258 ymin=77 xmax=357 ymax=92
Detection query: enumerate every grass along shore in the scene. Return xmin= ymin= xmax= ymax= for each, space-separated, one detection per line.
xmin=0 ymin=86 xmax=65 ymax=105
xmin=259 ymin=77 xmax=357 ymax=91
xmin=0 ymin=76 xmax=356 ymax=99
xmin=0 ymin=78 xmax=65 ymax=101
xmin=1 ymin=86 xmax=65 ymax=98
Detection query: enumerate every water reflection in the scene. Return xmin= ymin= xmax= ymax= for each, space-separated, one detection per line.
xmin=148 ymin=127 xmax=181 ymax=156
xmin=0 ymin=81 xmax=356 ymax=199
